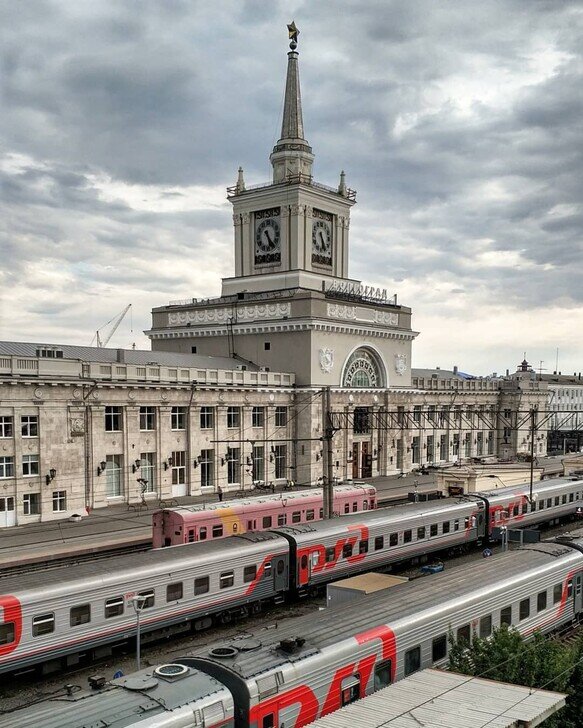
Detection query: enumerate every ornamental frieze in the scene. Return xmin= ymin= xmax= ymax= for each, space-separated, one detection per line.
xmin=168 ymin=303 xmax=291 ymax=326
xmin=327 ymin=304 xmax=398 ymax=326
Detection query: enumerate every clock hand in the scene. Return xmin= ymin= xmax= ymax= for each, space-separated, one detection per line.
xmin=265 ymin=230 xmax=273 ymax=246
xmin=319 ymin=231 xmax=325 ymax=246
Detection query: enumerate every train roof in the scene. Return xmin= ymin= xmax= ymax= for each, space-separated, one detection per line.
xmin=476 ymin=475 xmax=582 ymax=499
xmin=188 ymin=539 xmax=583 ymax=681
xmin=0 ymin=531 xmax=288 ymax=597
xmin=0 ymin=663 xmax=231 ymax=728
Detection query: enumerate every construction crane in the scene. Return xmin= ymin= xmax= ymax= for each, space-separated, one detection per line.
xmin=95 ymin=304 xmax=132 ymax=348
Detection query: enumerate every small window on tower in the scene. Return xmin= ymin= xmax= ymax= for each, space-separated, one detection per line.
xmin=264 ymin=342 xmax=271 ymax=351
xmin=191 ymin=346 xmax=197 ymax=354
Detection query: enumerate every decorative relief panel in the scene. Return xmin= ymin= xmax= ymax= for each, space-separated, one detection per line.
xmin=327 ymin=304 xmax=357 ymax=320
xmin=394 ymin=354 xmax=407 ymax=376
xmin=375 ymin=311 xmax=399 ymax=326
xmin=327 ymin=304 xmax=398 ymax=327
xmin=319 ymin=347 xmax=334 ymax=373
xmin=169 ymin=303 xmax=291 ymax=327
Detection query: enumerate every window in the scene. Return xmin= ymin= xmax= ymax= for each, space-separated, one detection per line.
xmin=0 ymin=456 xmax=14 ymax=478
xmin=374 ymin=659 xmax=392 ymax=690
xmin=479 ymin=615 xmax=492 ymax=638
xmin=0 ymin=623 xmax=15 ymax=645
xmin=344 ymin=503 xmax=350 ymax=514
xmin=278 ymin=513 xmax=287 ymax=526
xmin=227 ymin=447 xmax=240 ymax=485
xmin=244 ymin=565 xmax=257 ymax=583
xmin=262 ymin=715 xmax=274 ymax=728
xmin=342 ymin=543 xmax=353 ymax=558
xmin=263 ymin=516 xmax=272 ymax=528
xmin=430 ymin=524 xmax=438 ymax=537
xmin=105 ymin=455 xmax=123 ymax=498
xmin=0 ymin=416 xmax=13 ymax=438
xmin=171 ymin=406 xmax=186 ymax=430
xmin=227 ymin=406 xmax=240 ymax=429
xmin=140 ymin=452 xmax=156 ymax=493
xmin=457 ymin=624 xmax=471 ymax=644
xmin=23 ymin=493 xmax=40 ymax=515
xmin=139 ymin=406 xmax=155 ymax=431
xmin=512 ymin=505 xmax=519 ymax=517
xmin=432 ymin=634 xmax=447 ymax=661
xmin=70 ymin=604 xmax=91 ymax=626
xmin=306 ymin=509 xmax=315 ymax=522
xmin=212 ymin=524 xmax=224 ymax=538
xmin=389 ymin=533 xmax=398 ymax=547
xmin=104 ymin=407 xmax=122 ymax=432
xmin=404 ymin=646 xmax=421 ymax=676
xmin=220 ymin=571 xmax=234 ymax=589
xmin=521 ymin=502 xmax=528 ymax=514
xmin=274 ymin=444 xmax=287 ymax=479
xmin=264 ymin=341 xmax=271 ymax=351
xmin=200 ymin=449 xmax=214 ymax=489
xmin=537 ymin=591 xmax=547 ymax=612
xmin=21 ymin=415 xmax=38 ymax=437
xmin=104 ymin=597 xmax=124 ymax=619
xmin=325 ymin=546 xmax=335 ymax=563
xmin=252 ymin=406 xmax=265 ymax=428
xmin=292 ymin=511 xmax=301 ymax=523
xmin=359 ymin=539 xmax=369 ymax=554
xmin=200 ymin=406 xmax=214 ymax=429
xmin=194 ymin=576 xmax=209 ymax=595
xmin=442 ymin=521 xmax=450 ymax=534
xmin=417 ymin=527 xmax=425 ymax=540
xmin=171 ymin=450 xmax=186 ymax=486
xmin=252 ymin=445 xmax=265 ymax=482
xmin=501 ymin=605 xmax=512 ymax=626
xmin=32 ymin=613 xmax=55 ymax=636
xmin=519 ymin=598 xmax=530 ymax=620
xmin=275 ymin=406 xmax=287 ymax=427
xmin=138 ymin=590 xmax=155 ymax=609
xmin=375 ymin=536 xmax=384 ymax=550
xmin=453 ymin=519 xmax=460 ymax=531
xmin=191 ymin=345 xmax=197 ymax=353
xmin=404 ymin=529 xmax=412 ymax=543
xmin=166 ymin=582 xmax=183 ymax=602
xmin=52 ymin=490 xmax=66 ymax=512
xmin=352 ymin=502 xmax=358 ymax=513
xmin=553 ymin=583 xmax=563 ymax=604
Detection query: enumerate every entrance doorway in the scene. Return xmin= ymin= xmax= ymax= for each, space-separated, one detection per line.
xmin=352 ymin=442 xmax=373 ymax=479
xmin=0 ymin=497 xmax=16 ymax=528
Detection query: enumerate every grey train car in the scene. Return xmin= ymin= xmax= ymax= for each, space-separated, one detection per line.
xmin=0 ymin=532 xmax=289 ymax=676
xmin=3 ymin=537 xmax=582 ymax=728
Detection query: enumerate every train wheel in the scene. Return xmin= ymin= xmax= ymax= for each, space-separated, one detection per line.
xmin=220 ymin=611 xmax=232 ymax=625
xmin=252 ymin=602 xmax=262 ymax=615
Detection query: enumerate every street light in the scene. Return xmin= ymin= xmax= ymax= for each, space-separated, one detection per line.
xmin=130 ymin=594 xmax=147 ymax=670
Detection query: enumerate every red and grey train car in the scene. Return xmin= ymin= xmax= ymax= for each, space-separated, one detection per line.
xmin=4 ymin=536 xmax=583 ymax=728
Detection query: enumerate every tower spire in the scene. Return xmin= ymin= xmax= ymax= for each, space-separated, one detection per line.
xmin=270 ymin=22 xmax=314 ymax=183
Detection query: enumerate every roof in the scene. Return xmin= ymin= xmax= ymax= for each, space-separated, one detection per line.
xmin=0 ymin=340 xmax=252 ymax=371
xmin=328 ymin=572 xmax=408 ymax=594
xmin=411 ymin=367 xmax=486 ymax=381
xmin=306 ymin=669 xmax=566 ymax=727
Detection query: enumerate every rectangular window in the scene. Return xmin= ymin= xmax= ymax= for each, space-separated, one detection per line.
xmin=342 ymin=543 xmax=353 ymax=558
xmin=537 ymin=591 xmax=547 ymax=612
xmin=139 ymin=452 xmax=156 ymax=493
xmin=292 ymin=511 xmax=301 ymax=523
xmin=501 ymin=605 xmax=512 ymax=626
xmin=0 ymin=416 xmax=13 ymax=438
xmin=220 ymin=571 xmax=234 ymax=589
xmin=519 ymin=598 xmax=530 ymax=620
xmin=442 ymin=521 xmax=450 ymax=534
xmin=227 ymin=447 xmax=240 ymax=485
xmin=263 ymin=516 xmax=272 ymax=528
xmin=0 ymin=623 xmax=15 ymax=645
xmin=139 ymin=406 xmax=155 ymax=431
xmin=374 ymin=659 xmax=392 ymax=690
xmin=252 ymin=406 xmax=265 ymax=428
xmin=252 ymin=445 xmax=264 ymax=483
xmin=375 ymin=535 xmax=384 ymax=550
xmin=70 ymin=604 xmax=91 ymax=626
xmin=275 ymin=406 xmax=287 ymax=427
xmin=325 ymin=546 xmax=335 ymax=563
xmin=457 ymin=624 xmax=471 ymax=644
xmin=404 ymin=646 xmax=421 ymax=676
xmin=404 ymin=529 xmax=412 ymax=543
xmin=200 ymin=448 xmax=214 ymax=489
xmin=194 ymin=576 xmax=209 ymax=595
xmin=479 ymin=615 xmax=492 ymax=638
xmin=453 ymin=519 xmax=460 ymax=531
xmin=344 ymin=503 xmax=350 ymax=514
xmin=306 ymin=509 xmax=315 ymax=522
xmin=274 ymin=444 xmax=287 ymax=480
xmin=244 ymin=565 xmax=257 ymax=583
xmin=417 ymin=527 xmax=425 ymax=540
xmin=273 ymin=514 xmax=284 ymax=528
xmin=52 ymin=490 xmax=66 ymax=512
xmin=21 ymin=415 xmax=39 ymax=438
xmin=171 ymin=450 xmax=186 ymax=486
xmin=105 ymin=455 xmax=123 ymax=498
xmin=104 ymin=407 xmax=122 ymax=432
xmin=166 ymin=582 xmax=183 ymax=602
xmin=389 ymin=533 xmax=398 ymax=547
xmin=430 ymin=523 xmax=438 ymax=537
xmin=359 ymin=539 xmax=369 ymax=554
xmin=432 ymin=634 xmax=447 ymax=662
xmin=227 ymin=406 xmax=240 ymax=429
xmin=200 ymin=406 xmax=214 ymax=429
xmin=23 ymin=492 xmax=40 ymax=515
xmin=104 ymin=597 xmax=124 ymax=619
xmin=0 ymin=456 xmax=14 ymax=478
xmin=138 ymin=590 xmax=155 ymax=609
xmin=171 ymin=406 xmax=186 ymax=430
xmin=32 ymin=613 xmax=55 ymax=636
xmin=553 ymin=583 xmax=563 ymax=604
xmin=212 ymin=524 xmax=224 ymax=538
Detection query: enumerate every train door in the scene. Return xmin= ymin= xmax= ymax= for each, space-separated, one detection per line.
xmin=273 ymin=557 xmax=287 ymax=592
xmin=298 ymin=551 xmax=310 ymax=587
xmin=0 ymin=497 xmax=15 ymax=528
xmin=574 ymin=573 xmax=583 ymax=615
xmin=361 ymin=442 xmax=372 ymax=478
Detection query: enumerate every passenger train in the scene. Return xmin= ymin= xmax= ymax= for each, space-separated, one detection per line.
xmin=0 ymin=477 xmax=580 ymax=678
xmin=3 ymin=532 xmax=582 ymax=728
xmin=153 ymin=484 xmax=377 ymax=548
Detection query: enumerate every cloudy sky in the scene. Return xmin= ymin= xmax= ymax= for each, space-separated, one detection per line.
xmin=2 ymin=0 xmax=582 ymax=376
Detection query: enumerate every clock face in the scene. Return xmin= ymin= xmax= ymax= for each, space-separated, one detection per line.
xmin=312 ymin=217 xmax=332 ymax=265
xmin=255 ymin=218 xmax=280 ymax=253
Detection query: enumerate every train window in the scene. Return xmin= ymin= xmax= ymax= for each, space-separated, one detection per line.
xmin=262 ymin=715 xmax=275 ymax=728
xmin=104 ymin=597 xmax=124 ymax=619
xmin=375 ymin=536 xmax=384 ymax=550
xmin=457 ymin=624 xmax=471 ymax=644
xmin=352 ymin=502 xmax=358 ymax=512
xmin=220 ymin=571 xmax=234 ymax=589
xmin=199 ymin=527 xmax=207 ymax=541
xmin=519 ymin=598 xmax=530 ymax=620
xmin=521 ymin=503 xmax=527 ymax=514
xmin=567 ymin=580 xmax=573 ymax=597
xmin=344 ymin=504 xmax=350 ymax=514
xmin=325 ymin=546 xmax=335 ymax=563
xmin=0 ymin=623 xmax=15 ymax=645
xmin=453 ymin=520 xmax=460 ymax=532
xmin=569 ymin=493 xmax=574 ymax=502
xmin=341 ymin=675 xmax=360 ymax=706
xmin=554 ymin=497 xmax=559 ymax=506
xmin=442 ymin=521 xmax=450 ymax=534
xmin=363 ymin=500 xmax=368 ymax=510
xmin=32 ymin=613 xmax=55 ymax=636
xmin=212 ymin=525 xmax=224 ymax=538
xmin=138 ymin=590 xmax=155 ymax=609
xmin=70 ymin=604 xmax=91 ymax=627
xmin=188 ymin=529 xmax=195 ymax=543
xmin=233 ymin=523 xmax=238 ymax=533
xmin=370 ymin=498 xmax=375 ymax=508
xmin=553 ymin=583 xmax=562 ymax=604
xmin=546 ymin=499 xmax=552 ymax=508
xmin=538 ymin=500 xmax=544 ymax=510
xmin=562 ymin=494 xmax=567 ymax=504
xmin=512 ymin=505 xmax=519 ymax=517
xmin=244 ymin=565 xmax=257 ymax=583
xmin=501 ymin=606 xmax=512 ymax=626
xmin=359 ymin=539 xmax=369 ymax=554
xmin=417 ymin=527 xmax=425 ymax=540
xmin=343 ymin=543 xmax=353 ymax=558
xmin=404 ymin=646 xmax=421 ymax=676
xmin=389 ymin=533 xmax=398 ymax=547
xmin=277 ymin=559 xmax=285 ymax=574
xmin=403 ymin=530 xmax=412 ymax=544
xmin=432 ymin=634 xmax=447 ymax=662
xmin=278 ymin=514 xmax=287 ymax=526
xmin=374 ymin=659 xmax=392 ymax=689
xmin=430 ymin=524 xmax=438 ymax=537
xmin=194 ymin=576 xmax=209 ymax=595
xmin=263 ymin=516 xmax=272 ymax=528
xmin=264 ymin=561 xmax=272 ymax=575
xmin=306 ymin=509 xmax=315 ymax=521
xmin=166 ymin=582 xmax=183 ymax=602
xmin=479 ymin=615 xmax=492 ymax=638
xmin=537 ymin=591 xmax=547 ymax=612
xmin=319 ymin=508 xmax=324 ymax=518
xmin=292 ymin=511 xmax=301 ymax=523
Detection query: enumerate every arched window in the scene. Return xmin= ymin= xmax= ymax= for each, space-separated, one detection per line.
xmin=342 ymin=348 xmax=385 ymax=388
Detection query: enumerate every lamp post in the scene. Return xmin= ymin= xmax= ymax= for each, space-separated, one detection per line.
xmin=130 ymin=594 xmax=147 ymax=670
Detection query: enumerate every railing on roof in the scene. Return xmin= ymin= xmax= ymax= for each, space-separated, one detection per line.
xmin=227 ymin=173 xmax=356 ymax=201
